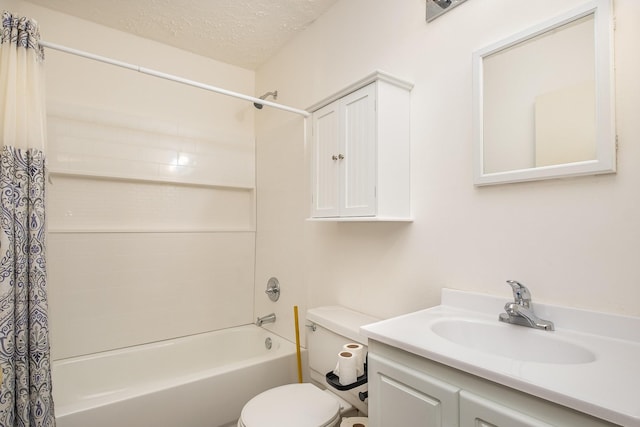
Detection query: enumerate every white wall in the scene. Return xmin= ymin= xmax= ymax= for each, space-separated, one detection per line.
xmin=255 ymin=0 xmax=640 ymax=344
xmin=8 ymin=0 xmax=257 ymax=359
xmin=7 ymin=0 xmax=638 ymax=357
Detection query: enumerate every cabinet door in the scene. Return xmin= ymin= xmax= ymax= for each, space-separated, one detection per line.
xmin=369 ymin=353 xmax=460 ymax=427
xmin=311 ymin=101 xmax=340 ymax=217
xmin=340 ymin=83 xmax=377 ymax=217
xmin=460 ymin=391 xmax=554 ymax=427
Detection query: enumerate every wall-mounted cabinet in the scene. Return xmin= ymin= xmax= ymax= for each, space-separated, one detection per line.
xmin=308 ymin=71 xmax=413 ymax=221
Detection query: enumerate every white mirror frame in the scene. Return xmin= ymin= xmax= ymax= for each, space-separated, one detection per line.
xmin=472 ymin=0 xmax=615 ymax=186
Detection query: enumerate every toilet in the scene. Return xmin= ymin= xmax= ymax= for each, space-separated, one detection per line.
xmin=237 ymin=306 xmax=379 ymax=427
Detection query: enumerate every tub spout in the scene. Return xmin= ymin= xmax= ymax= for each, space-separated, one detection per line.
xmin=256 ymin=313 xmax=276 ymax=326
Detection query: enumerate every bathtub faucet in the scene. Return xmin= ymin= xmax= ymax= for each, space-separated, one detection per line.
xmin=256 ymin=313 xmax=276 ymax=326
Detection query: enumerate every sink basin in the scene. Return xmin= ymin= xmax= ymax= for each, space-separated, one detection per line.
xmin=430 ymin=318 xmax=596 ymax=364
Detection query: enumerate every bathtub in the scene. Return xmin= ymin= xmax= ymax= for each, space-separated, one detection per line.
xmin=52 ymin=325 xmax=301 ymax=427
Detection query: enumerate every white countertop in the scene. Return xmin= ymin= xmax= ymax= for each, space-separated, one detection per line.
xmin=361 ymin=289 xmax=640 ymax=426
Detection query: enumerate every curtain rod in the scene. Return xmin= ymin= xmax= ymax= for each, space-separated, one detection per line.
xmin=38 ymin=40 xmax=310 ymax=118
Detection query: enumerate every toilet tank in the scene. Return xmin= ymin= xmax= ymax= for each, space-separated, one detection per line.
xmin=306 ymin=306 xmax=380 ymax=415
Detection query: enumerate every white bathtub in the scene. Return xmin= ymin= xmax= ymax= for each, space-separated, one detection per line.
xmin=52 ymin=325 xmax=300 ymax=427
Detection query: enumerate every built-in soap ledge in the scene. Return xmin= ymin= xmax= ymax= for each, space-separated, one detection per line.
xmin=47 ymin=228 xmax=256 ymax=234
xmin=48 ymin=171 xmax=255 ymax=233
xmin=48 ymin=169 xmax=255 ymax=191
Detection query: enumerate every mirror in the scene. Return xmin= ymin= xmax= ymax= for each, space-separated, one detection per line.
xmin=473 ymin=0 xmax=615 ymax=186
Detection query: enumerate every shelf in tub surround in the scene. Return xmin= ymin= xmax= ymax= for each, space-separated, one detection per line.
xmin=48 ymin=169 xmax=255 ymax=233
xmin=47 ymin=228 xmax=256 ymax=233
xmin=361 ymin=288 xmax=640 ymax=426
xmin=48 ymin=169 xmax=255 ymax=191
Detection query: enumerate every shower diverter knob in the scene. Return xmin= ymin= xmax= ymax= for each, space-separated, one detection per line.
xmin=265 ymin=277 xmax=280 ymax=301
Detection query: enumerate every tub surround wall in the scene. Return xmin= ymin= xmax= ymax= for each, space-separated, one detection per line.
xmin=48 ymin=233 xmax=255 ymax=359
xmin=254 ymin=113 xmax=308 ymax=344
xmin=8 ymin=0 xmax=257 ymax=359
xmin=255 ymin=0 xmax=640 ymax=335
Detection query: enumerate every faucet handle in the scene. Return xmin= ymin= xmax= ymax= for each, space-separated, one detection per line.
xmin=506 ymin=280 xmax=531 ymax=307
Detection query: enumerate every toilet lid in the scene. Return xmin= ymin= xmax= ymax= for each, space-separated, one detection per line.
xmin=240 ymin=383 xmax=340 ymax=427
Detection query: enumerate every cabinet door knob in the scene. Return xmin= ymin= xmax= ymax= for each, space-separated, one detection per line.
xmin=338 ymin=154 xmax=345 ymax=160
xmin=332 ymin=155 xmax=339 ymax=161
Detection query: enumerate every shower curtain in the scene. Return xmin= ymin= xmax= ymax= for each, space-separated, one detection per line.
xmin=0 ymin=11 xmax=55 ymax=427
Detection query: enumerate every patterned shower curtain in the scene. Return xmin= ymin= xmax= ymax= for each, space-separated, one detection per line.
xmin=0 ymin=11 xmax=55 ymax=427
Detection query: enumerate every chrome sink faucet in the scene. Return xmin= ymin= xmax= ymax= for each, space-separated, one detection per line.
xmin=499 ymin=280 xmax=554 ymax=331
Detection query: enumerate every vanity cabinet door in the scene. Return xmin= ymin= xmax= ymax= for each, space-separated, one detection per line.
xmin=460 ymin=391 xmax=554 ymax=427
xmin=368 ymin=353 xmax=460 ymax=427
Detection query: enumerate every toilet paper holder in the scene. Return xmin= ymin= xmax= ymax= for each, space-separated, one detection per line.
xmin=325 ymin=354 xmax=368 ymax=392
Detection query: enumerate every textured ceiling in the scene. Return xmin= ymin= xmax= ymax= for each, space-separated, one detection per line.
xmin=25 ymin=0 xmax=339 ymax=70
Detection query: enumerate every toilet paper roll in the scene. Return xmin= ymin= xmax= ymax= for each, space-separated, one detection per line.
xmin=340 ymin=417 xmax=368 ymax=427
xmin=336 ymin=350 xmax=357 ymax=386
xmin=343 ymin=343 xmax=365 ymax=377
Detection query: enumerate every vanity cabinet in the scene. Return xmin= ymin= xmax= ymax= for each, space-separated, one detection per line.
xmin=368 ymin=353 xmax=459 ymax=426
xmin=309 ymin=71 xmax=412 ymax=221
xmin=368 ymin=341 xmax=619 ymax=427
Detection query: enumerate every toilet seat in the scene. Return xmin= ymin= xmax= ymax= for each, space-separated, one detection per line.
xmin=238 ymin=383 xmax=341 ymax=427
